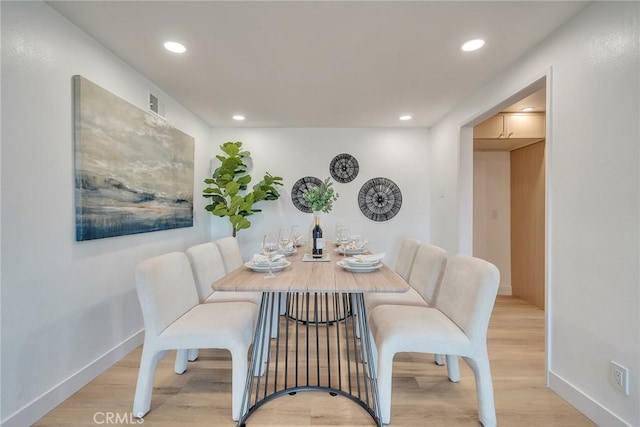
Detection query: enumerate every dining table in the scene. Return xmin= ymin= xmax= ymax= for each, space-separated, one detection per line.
xmin=211 ymin=245 xmax=409 ymax=427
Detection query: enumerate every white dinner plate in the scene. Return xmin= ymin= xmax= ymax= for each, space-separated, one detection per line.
xmin=343 ymin=258 xmax=381 ymax=267
xmin=335 ymin=247 xmax=367 ymax=255
xmin=244 ymin=259 xmax=291 ymax=273
xmin=337 ymin=260 xmax=383 ymax=273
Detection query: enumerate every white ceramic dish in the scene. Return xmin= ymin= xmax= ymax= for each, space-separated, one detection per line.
xmin=343 ymin=258 xmax=380 ymax=267
xmin=283 ymin=247 xmax=297 ymax=256
xmin=335 ymin=247 xmax=367 ymax=255
xmin=337 ymin=260 xmax=383 ymax=273
xmin=244 ymin=259 xmax=291 ymax=272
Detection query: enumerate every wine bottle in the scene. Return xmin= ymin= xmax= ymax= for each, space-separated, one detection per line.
xmin=312 ymin=215 xmax=324 ymax=257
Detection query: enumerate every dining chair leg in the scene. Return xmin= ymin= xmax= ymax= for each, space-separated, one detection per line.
xmin=174 ymin=349 xmax=189 ymax=374
xmin=133 ymin=347 xmax=170 ymax=418
xmin=446 ymin=354 xmax=460 ymax=382
xmin=230 ymin=347 xmax=249 ymax=421
xmin=188 ymin=349 xmax=199 ymax=361
xmin=463 ymin=354 xmax=496 ymax=427
xmin=376 ymin=347 xmax=394 ymax=424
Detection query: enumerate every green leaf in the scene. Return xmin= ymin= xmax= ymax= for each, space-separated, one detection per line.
xmin=212 ymin=203 xmax=229 ymax=217
xmin=221 ymin=141 xmax=241 ymax=157
xmin=244 ymin=192 xmax=255 ymax=205
xmin=229 ymin=195 xmax=244 ymax=211
xmin=230 ymin=215 xmax=251 ymax=231
xmin=237 ymin=175 xmax=252 ymax=185
xmin=239 ymin=201 xmax=252 ymax=212
xmin=224 ymin=181 xmax=240 ymax=196
xmin=205 ymin=195 xmax=226 ymax=206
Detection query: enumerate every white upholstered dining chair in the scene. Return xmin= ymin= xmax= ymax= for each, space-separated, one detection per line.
xmin=187 ymin=241 xmax=262 ymax=305
xmin=364 ymin=242 xmax=453 ymax=371
xmin=176 ymin=242 xmax=262 ymax=368
xmin=216 ymin=236 xmax=245 ymax=272
xmin=394 ymin=237 xmax=420 ymax=281
xmin=364 ymin=241 xmax=447 ymax=312
xmin=133 ymin=252 xmax=256 ymax=421
xmin=369 ymin=254 xmax=500 ymax=426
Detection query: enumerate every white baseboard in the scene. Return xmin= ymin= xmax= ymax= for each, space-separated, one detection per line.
xmin=549 ymin=370 xmax=632 ymax=427
xmin=498 ymin=285 xmax=512 ymax=295
xmin=1 ymin=330 xmax=144 ymax=427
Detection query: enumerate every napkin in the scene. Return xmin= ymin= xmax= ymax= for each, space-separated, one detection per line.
xmin=342 ymin=239 xmax=368 ymax=250
xmin=346 ymin=252 xmax=385 ymax=266
xmin=252 ymin=253 xmax=283 ymax=266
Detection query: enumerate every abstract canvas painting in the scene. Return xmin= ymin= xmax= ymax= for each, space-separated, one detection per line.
xmin=73 ymin=75 xmax=194 ymax=241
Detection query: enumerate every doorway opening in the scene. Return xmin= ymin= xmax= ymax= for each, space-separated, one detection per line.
xmin=458 ymin=72 xmax=551 ymax=379
xmin=472 ymin=88 xmax=546 ymax=309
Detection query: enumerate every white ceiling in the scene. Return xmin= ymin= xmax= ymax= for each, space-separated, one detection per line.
xmin=48 ymin=1 xmax=586 ymax=128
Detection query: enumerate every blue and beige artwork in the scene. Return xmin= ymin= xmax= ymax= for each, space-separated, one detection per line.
xmin=73 ymin=75 xmax=194 ymax=241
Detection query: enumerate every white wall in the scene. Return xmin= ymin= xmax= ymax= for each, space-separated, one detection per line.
xmin=0 ymin=2 xmax=212 ymax=425
xmin=208 ymin=128 xmax=431 ymax=266
xmin=473 ymin=151 xmax=511 ymax=294
xmin=429 ymin=2 xmax=639 ymax=426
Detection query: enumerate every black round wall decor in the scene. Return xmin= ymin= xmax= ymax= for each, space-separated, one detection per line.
xmin=358 ymin=177 xmax=403 ymax=222
xmin=330 ymin=153 xmax=359 ymax=183
xmin=291 ymin=176 xmax=323 ymax=213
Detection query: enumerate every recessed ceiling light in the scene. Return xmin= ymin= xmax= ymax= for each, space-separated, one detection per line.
xmin=164 ymin=41 xmax=186 ymax=53
xmin=399 ymin=115 xmax=412 ymax=121
xmin=232 ymin=115 xmax=245 ymax=121
xmin=521 ymin=107 xmax=534 ymax=112
xmin=461 ymin=39 xmax=485 ymax=52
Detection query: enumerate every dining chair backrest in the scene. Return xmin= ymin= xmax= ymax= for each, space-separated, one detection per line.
xmin=216 ymin=236 xmax=244 ymax=273
xmin=185 ymin=242 xmax=226 ymax=302
xmin=394 ymin=238 xmax=421 ymax=281
xmin=135 ymin=252 xmax=199 ymax=336
xmin=407 ymin=243 xmax=448 ymax=304
xmin=435 ymin=254 xmax=500 ymax=342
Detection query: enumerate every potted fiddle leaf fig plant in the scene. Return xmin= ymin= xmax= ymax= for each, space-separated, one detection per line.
xmin=203 ymin=141 xmax=283 ymax=237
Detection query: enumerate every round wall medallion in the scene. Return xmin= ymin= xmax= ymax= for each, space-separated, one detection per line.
xmin=291 ymin=176 xmax=323 ymax=213
xmin=358 ymin=177 xmax=403 ymax=222
xmin=330 ymin=153 xmax=359 ymax=183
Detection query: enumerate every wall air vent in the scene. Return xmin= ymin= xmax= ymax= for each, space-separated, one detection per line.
xmin=148 ymin=92 xmax=165 ymax=118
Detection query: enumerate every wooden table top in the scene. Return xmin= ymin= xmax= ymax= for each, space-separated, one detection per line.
xmin=212 ymin=246 xmax=409 ymax=294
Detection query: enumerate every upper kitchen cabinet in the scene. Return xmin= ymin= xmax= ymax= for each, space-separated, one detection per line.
xmin=474 ymin=112 xmax=545 ymax=151
xmin=474 ymin=112 xmax=545 ymax=139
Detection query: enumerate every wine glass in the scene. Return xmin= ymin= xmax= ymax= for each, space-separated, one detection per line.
xmin=337 ymin=225 xmax=350 ymax=256
xmin=290 ymin=225 xmax=302 ymax=247
xmin=278 ymin=228 xmax=291 ymax=254
xmin=262 ymin=234 xmax=278 ymax=279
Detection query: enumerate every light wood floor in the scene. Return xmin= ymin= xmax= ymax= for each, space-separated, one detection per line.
xmin=34 ymin=296 xmax=594 ymax=427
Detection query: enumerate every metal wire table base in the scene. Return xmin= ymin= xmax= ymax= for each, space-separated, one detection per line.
xmin=285 ymin=291 xmax=353 ymax=324
xmin=238 ymin=292 xmax=381 ymax=427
